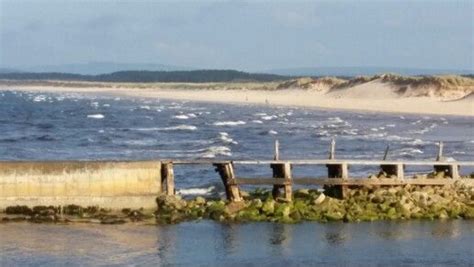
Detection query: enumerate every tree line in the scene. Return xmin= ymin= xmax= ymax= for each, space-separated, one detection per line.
xmin=0 ymin=70 xmax=289 ymax=83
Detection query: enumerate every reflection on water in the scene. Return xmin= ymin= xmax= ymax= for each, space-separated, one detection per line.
xmin=1 ymin=220 xmax=473 ymax=266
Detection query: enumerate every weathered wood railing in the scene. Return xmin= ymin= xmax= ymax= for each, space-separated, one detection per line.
xmin=158 ymin=139 xmax=474 ymax=201
xmin=160 ymin=159 xmax=474 ymax=201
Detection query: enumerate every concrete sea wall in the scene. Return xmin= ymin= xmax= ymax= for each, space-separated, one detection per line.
xmin=0 ymin=161 xmax=161 ymax=210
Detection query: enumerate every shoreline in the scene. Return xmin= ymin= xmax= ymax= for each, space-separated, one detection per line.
xmin=1 ymin=84 xmax=473 ymax=117
xmin=2 ymin=184 xmax=474 ymax=224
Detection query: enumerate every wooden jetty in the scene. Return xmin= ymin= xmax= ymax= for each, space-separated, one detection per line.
xmin=161 ymin=140 xmax=474 ymax=201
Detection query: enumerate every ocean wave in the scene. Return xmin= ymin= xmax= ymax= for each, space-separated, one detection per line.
xmin=177 ymin=186 xmax=217 ymax=196
xmin=121 ymin=140 xmax=158 ymax=146
xmin=87 ymin=114 xmax=105 ymax=119
xmin=401 ymin=139 xmax=431 ymax=146
xmin=328 ymin=117 xmax=344 ymax=123
xmin=341 ymin=129 xmax=358 ymax=135
xmin=397 ymin=148 xmax=424 ymax=156
xmin=33 ymin=95 xmax=48 ymax=102
xmin=218 ymin=132 xmax=238 ymax=144
xmin=384 ymin=135 xmax=411 ymax=141
xmin=252 ymin=120 xmax=263 ymax=124
xmin=134 ymin=125 xmax=197 ymax=131
xmin=173 ymin=115 xmax=189 ymax=120
xmin=200 ymin=146 xmax=232 ymax=158
xmin=261 ymin=115 xmax=277 ymax=120
xmin=213 ymin=121 xmax=246 ymax=126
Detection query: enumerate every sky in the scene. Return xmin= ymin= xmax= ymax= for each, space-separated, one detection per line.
xmin=0 ymin=0 xmax=473 ymax=71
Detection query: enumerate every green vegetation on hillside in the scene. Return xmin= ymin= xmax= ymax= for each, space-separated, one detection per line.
xmin=0 ymin=70 xmax=289 ymax=83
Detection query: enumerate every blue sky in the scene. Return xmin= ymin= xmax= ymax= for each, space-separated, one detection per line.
xmin=1 ymin=0 xmax=472 ymax=71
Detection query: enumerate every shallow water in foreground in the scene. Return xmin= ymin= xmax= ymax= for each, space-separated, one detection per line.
xmin=1 ymin=220 xmax=473 ymax=266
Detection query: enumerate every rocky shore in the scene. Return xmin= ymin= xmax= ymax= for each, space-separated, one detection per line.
xmin=1 ymin=182 xmax=473 ymax=224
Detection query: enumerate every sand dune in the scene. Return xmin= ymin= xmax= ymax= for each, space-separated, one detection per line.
xmin=326 ymin=79 xmax=399 ymax=99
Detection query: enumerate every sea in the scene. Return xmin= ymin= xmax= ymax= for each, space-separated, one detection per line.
xmin=0 ymin=90 xmax=473 ymax=266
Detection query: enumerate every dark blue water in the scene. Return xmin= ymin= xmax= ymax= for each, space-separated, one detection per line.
xmin=0 ymin=90 xmax=473 ymax=265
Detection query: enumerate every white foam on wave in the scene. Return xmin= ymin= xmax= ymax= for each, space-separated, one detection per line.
xmin=121 ymin=139 xmax=157 ymax=146
xmin=398 ymin=148 xmax=424 ymax=156
xmin=252 ymin=120 xmax=263 ymax=124
xmin=173 ymin=114 xmax=189 ymax=120
xmin=134 ymin=125 xmax=197 ymax=131
xmin=218 ymin=132 xmax=238 ymax=144
xmin=254 ymin=113 xmax=267 ymax=116
xmin=201 ymin=146 xmax=232 ymax=158
xmin=384 ymin=135 xmax=411 ymax=141
xmin=341 ymin=129 xmax=358 ymax=135
xmin=33 ymin=95 xmax=47 ymax=102
xmin=164 ymin=125 xmax=198 ymax=131
xmin=177 ymin=186 xmax=216 ymax=196
xmin=329 ymin=117 xmax=344 ymax=123
xmin=401 ymin=139 xmax=431 ymax=146
xmin=268 ymin=130 xmax=278 ymax=135
xmin=386 ymin=124 xmax=396 ymax=128
xmin=213 ymin=121 xmax=246 ymax=126
xmin=87 ymin=114 xmax=105 ymax=119
xmin=409 ymin=127 xmax=431 ymax=135
xmin=261 ymin=115 xmax=277 ymax=120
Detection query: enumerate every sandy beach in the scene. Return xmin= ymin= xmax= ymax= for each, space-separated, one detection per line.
xmin=1 ymin=80 xmax=473 ymax=117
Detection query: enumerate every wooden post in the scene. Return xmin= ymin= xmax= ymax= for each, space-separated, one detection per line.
xmin=329 ymin=138 xmax=336 ymax=160
xmin=270 ymin=162 xmax=292 ymax=201
xmin=383 ymin=145 xmax=390 ymax=160
xmin=161 ymin=162 xmax=175 ymax=196
xmin=449 ymin=164 xmax=459 ymax=179
xmin=434 ymin=141 xmax=459 ymax=178
xmin=274 ymin=139 xmax=280 ymax=161
xmin=397 ymin=163 xmax=405 ymax=180
xmin=436 ymin=141 xmax=444 ymax=161
xmin=214 ymin=162 xmax=242 ymax=202
xmin=325 ymin=162 xmax=349 ymax=199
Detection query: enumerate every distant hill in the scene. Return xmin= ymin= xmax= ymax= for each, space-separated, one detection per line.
xmin=266 ymin=67 xmax=474 ymax=77
xmin=4 ymin=62 xmax=192 ymax=75
xmin=0 ymin=68 xmax=21 ymax=74
xmin=0 ymin=70 xmax=289 ymax=83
